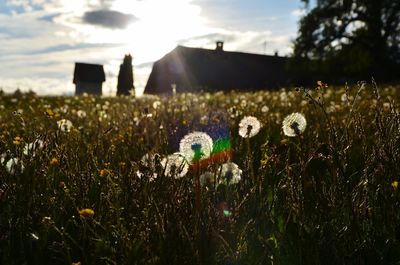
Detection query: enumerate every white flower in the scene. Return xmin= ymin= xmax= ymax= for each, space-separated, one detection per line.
xmin=23 ymin=139 xmax=44 ymax=156
xmin=261 ymin=106 xmax=269 ymax=113
xmin=136 ymin=153 xmax=160 ymax=181
xmin=57 ymin=119 xmax=73 ymax=132
xmin=218 ymin=162 xmax=242 ymax=185
xmin=238 ymin=116 xmax=261 ymax=138
xmin=282 ymin=112 xmax=307 ymax=137
xmin=179 ymin=132 xmax=213 ymax=164
xmin=200 ymin=171 xmax=215 ymax=187
xmin=0 ymin=153 xmax=7 ymax=164
xmin=76 ymin=110 xmax=87 ymax=118
xmin=6 ymin=158 xmax=24 ymax=174
xmin=161 ymin=153 xmax=189 ymax=178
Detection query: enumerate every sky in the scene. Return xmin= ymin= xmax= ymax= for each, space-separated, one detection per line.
xmin=0 ymin=0 xmax=308 ymax=96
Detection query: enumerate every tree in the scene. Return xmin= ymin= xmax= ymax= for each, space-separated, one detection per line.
xmin=117 ymin=54 xmax=135 ymax=96
xmin=292 ymin=0 xmax=400 ymax=81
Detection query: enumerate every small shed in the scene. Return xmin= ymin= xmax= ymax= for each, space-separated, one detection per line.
xmin=73 ymin=62 xmax=105 ymax=95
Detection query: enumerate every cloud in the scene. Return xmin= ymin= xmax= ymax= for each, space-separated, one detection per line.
xmin=291 ymin=8 xmax=306 ymax=17
xmin=82 ymin=9 xmax=136 ymax=29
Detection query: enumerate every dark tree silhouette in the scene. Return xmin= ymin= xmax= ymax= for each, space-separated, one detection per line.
xmin=117 ymin=54 xmax=134 ymax=95
xmin=292 ymin=0 xmax=400 ymax=81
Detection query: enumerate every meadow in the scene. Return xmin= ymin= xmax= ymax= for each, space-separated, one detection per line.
xmin=0 ymin=81 xmax=400 ymax=265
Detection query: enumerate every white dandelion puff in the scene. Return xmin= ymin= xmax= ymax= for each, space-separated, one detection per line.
xmin=57 ymin=119 xmax=73 ymax=132
xmin=218 ymin=162 xmax=242 ymax=185
xmin=23 ymin=139 xmax=44 ymax=156
xmin=179 ymin=131 xmax=213 ymax=164
xmin=6 ymin=158 xmax=24 ymax=174
xmin=238 ymin=116 xmax=261 ymax=138
xmin=76 ymin=110 xmax=87 ymax=118
xmin=200 ymin=171 xmax=215 ymax=187
xmin=161 ymin=153 xmax=189 ymax=178
xmin=282 ymin=112 xmax=307 ymax=137
xmin=261 ymin=106 xmax=269 ymax=113
xmin=136 ymin=153 xmax=160 ymax=181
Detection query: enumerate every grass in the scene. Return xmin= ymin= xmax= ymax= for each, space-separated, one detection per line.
xmin=0 ymin=81 xmax=400 ymax=265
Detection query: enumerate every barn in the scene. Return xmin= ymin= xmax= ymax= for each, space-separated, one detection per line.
xmin=73 ymin=62 xmax=106 ymax=95
xmin=144 ymin=42 xmax=289 ymax=95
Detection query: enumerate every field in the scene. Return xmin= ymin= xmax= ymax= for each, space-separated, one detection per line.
xmin=1 ymin=82 xmax=400 ymax=265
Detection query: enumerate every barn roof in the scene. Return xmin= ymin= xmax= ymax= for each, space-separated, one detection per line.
xmin=144 ymin=45 xmax=289 ymax=94
xmin=73 ymin=62 xmax=105 ymax=84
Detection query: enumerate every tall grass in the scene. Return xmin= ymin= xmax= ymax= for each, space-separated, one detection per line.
xmin=0 ymin=82 xmax=399 ymax=264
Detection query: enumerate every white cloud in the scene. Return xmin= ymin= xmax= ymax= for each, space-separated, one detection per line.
xmin=291 ymin=8 xmax=306 ymax=17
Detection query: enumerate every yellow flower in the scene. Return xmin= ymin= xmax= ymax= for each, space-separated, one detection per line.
xmin=45 ymin=109 xmax=54 ymax=117
xmin=99 ymin=169 xmax=110 ymax=177
xmin=79 ymin=208 xmax=95 ymax=218
xmin=13 ymin=136 xmax=23 ymax=145
xmin=72 ymin=262 xmax=81 ymax=265
xmin=392 ymin=181 xmax=398 ymax=189
xmin=317 ymin=80 xmax=328 ymax=88
xmin=50 ymin=158 xmax=59 ymax=166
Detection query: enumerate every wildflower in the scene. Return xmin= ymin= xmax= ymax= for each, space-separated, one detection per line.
xmin=6 ymin=158 xmax=24 ymax=174
xmin=137 ymin=153 xmax=160 ymax=181
xmin=152 ymin=100 xmax=162 ymax=109
xmin=79 ymin=208 xmax=95 ymax=218
xmin=57 ymin=119 xmax=73 ymax=132
xmin=13 ymin=136 xmax=23 ymax=145
xmin=218 ymin=162 xmax=242 ymax=185
xmin=72 ymin=262 xmax=81 ymax=265
xmin=76 ymin=110 xmax=87 ymax=118
xmin=99 ymin=169 xmax=110 ymax=177
xmin=238 ymin=116 xmax=261 ymax=138
xmin=261 ymin=106 xmax=269 ymax=113
xmin=161 ymin=153 xmax=189 ymax=178
xmin=200 ymin=171 xmax=215 ymax=187
xmin=57 ymin=182 xmax=65 ymax=190
xmin=23 ymin=139 xmax=44 ymax=156
xmin=179 ymin=131 xmax=213 ymax=163
xmin=317 ymin=80 xmax=328 ymax=88
xmin=45 ymin=109 xmax=54 ymax=117
xmin=392 ymin=181 xmax=398 ymax=189
xmin=50 ymin=157 xmax=59 ymax=166
xmin=282 ymin=113 xmax=307 ymax=137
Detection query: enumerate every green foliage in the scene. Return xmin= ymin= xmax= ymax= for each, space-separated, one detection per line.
xmin=0 ymin=82 xmax=400 ymax=264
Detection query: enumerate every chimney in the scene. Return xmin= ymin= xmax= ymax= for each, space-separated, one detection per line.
xmin=216 ymin=41 xmax=224 ymax=51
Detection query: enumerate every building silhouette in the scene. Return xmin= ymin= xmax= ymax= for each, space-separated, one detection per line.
xmin=144 ymin=42 xmax=289 ymax=95
xmin=73 ymin=62 xmax=105 ymax=95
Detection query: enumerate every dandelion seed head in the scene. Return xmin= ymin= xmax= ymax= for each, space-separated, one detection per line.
xmin=200 ymin=171 xmax=215 ymax=187
xmin=23 ymin=139 xmax=44 ymax=156
xmin=238 ymin=116 xmax=261 ymax=138
xmin=57 ymin=119 xmax=73 ymax=132
xmin=179 ymin=132 xmax=213 ymax=163
xmin=219 ymin=162 xmax=242 ymax=185
xmin=282 ymin=112 xmax=307 ymax=137
xmin=161 ymin=153 xmax=189 ymax=178
xmin=261 ymin=106 xmax=269 ymax=113
xmin=6 ymin=158 xmax=24 ymax=174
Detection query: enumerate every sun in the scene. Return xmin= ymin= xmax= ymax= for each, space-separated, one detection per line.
xmin=114 ymin=0 xmax=210 ymax=63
